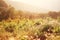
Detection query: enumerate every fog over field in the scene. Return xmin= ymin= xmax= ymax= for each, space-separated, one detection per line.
xmin=4 ymin=0 xmax=60 ymax=13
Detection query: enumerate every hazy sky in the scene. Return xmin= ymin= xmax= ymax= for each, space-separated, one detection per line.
xmin=4 ymin=0 xmax=60 ymax=13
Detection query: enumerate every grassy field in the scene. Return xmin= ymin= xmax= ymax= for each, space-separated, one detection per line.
xmin=0 ymin=0 xmax=60 ymax=40
xmin=0 ymin=17 xmax=60 ymax=40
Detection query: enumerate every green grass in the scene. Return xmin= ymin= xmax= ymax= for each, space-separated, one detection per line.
xmin=0 ymin=18 xmax=60 ymax=40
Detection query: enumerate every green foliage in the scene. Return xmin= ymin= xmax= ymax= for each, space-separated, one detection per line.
xmin=0 ymin=17 xmax=60 ymax=40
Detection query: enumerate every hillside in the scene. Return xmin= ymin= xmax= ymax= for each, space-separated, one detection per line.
xmin=0 ymin=1 xmax=60 ymax=40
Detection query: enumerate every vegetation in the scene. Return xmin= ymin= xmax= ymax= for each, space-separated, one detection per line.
xmin=0 ymin=0 xmax=60 ymax=40
xmin=0 ymin=17 xmax=60 ymax=40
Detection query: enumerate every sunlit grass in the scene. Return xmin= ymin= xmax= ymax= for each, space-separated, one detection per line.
xmin=0 ymin=17 xmax=60 ymax=40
